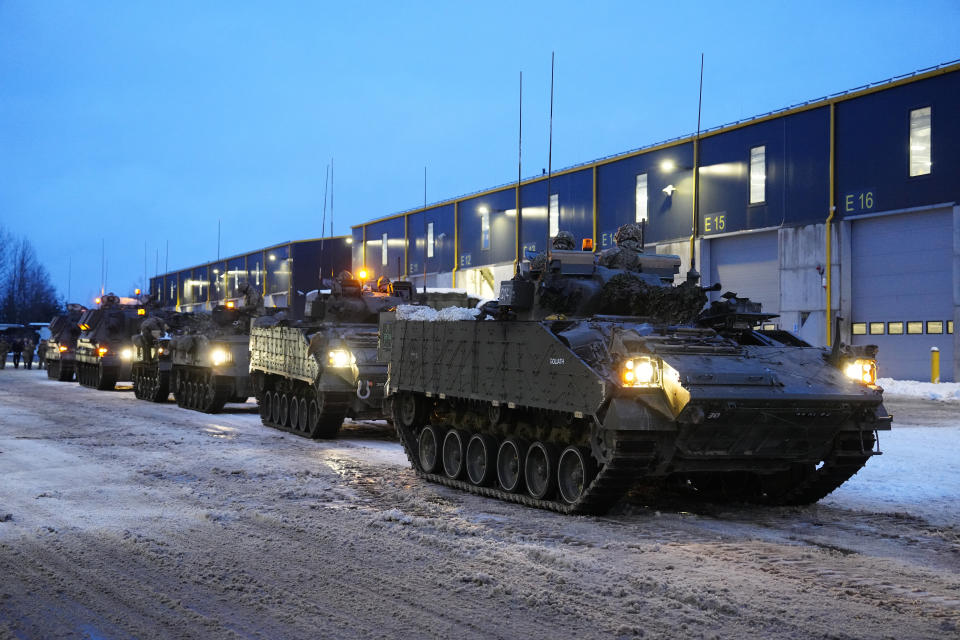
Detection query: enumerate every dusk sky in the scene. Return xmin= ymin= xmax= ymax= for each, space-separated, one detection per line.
xmin=1 ymin=1 xmax=957 ymax=306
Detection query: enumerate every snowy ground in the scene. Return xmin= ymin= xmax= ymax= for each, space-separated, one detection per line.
xmin=0 ymin=369 xmax=958 ymax=639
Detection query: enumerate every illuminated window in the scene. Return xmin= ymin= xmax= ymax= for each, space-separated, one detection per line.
xmin=927 ymin=321 xmax=944 ymax=334
xmin=907 ymin=321 xmax=923 ymax=335
xmin=762 ymin=323 xmax=776 ymax=331
xmin=749 ymin=145 xmax=766 ymax=204
xmin=909 ymin=107 xmax=931 ymax=177
xmin=549 ymin=194 xmax=559 ymax=238
xmin=427 ymin=222 xmax=434 ymax=259
xmin=635 ymin=174 xmax=648 ymax=223
xmin=888 ymin=321 xmax=904 ymax=335
xmin=852 ymin=322 xmax=867 ymax=335
xmin=481 ymin=210 xmax=490 ymax=250
xmin=382 ymin=233 xmax=388 ymax=266
xmin=949 ymin=321 xmax=954 ymax=334
xmin=869 ymin=322 xmax=885 ymax=335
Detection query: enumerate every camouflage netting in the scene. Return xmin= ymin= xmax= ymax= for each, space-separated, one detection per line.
xmin=598 ymin=273 xmax=707 ymax=324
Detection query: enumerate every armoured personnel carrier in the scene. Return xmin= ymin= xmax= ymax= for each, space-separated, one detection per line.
xmin=249 ymin=275 xmax=424 ymax=438
xmin=168 ymin=284 xmax=263 ymax=413
xmin=74 ymin=294 xmax=145 ymax=390
xmin=130 ymin=301 xmax=185 ymax=403
xmin=45 ymin=303 xmax=87 ymax=381
xmin=380 ymin=237 xmax=891 ymax=514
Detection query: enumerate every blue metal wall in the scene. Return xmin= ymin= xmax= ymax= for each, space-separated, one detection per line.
xmin=457 ymin=188 xmax=517 ymax=270
xmin=406 ymin=204 xmax=455 ymax=277
xmin=596 ymin=143 xmax=694 ymax=248
xmin=836 ymin=71 xmax=960 ymax=216
xmin=363 ymin=216 xmax=406 ymax=280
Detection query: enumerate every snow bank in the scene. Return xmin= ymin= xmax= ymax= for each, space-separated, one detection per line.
xmin=395 ymin=305 xmax=480 ymax=321
xmin=878 ymin=377 xmax=960 ymax=402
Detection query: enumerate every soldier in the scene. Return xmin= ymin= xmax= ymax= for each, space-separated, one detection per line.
xmin=23 ymin=337 xmax=35 ymax=370
xmin=11 ymin=338 xmax=23 ymax=369
xmin=0 ymin=337 xmax=8 ymax=370
xmin=529 ymin=231 xmax=577 ymax=273
xmin=597 ymin=223 xmax=645 ymax=271
xmin=37 ymin=339 xmax=47 ymax=369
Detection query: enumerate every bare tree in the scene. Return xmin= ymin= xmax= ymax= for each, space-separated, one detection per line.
xmin=0 ymin=225 xmax=62 ymax=324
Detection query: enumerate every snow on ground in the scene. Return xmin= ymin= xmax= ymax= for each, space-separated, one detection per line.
xmin=1 ymin=369 xmax=959 ymax=639
xmin=879 ymin=377 xmax=960 ymax=401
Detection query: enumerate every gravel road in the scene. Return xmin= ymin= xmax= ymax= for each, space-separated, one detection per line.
xmin=1 ymin=371 xmax=958 ymax=639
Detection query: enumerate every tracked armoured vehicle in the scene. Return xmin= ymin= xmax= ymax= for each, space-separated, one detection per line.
xmin=380 ymin=241 xmax=891 ymax=514
xmin=249 ymin=275 xmax=424 ymax=438
xmin=169 ymin=285 xmax=263 ymax=413
xmin=131 ymin=301 xmax=186 ymax=403
xmin=74 ymin=294 xmax=144 ymax=390
xmin=45 ymin=303 xmax=87 ymax=381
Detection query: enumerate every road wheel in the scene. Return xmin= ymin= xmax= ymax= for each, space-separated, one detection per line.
xmin=525 ymin=441 xmax=558 ymax=500
xmin=270 ymin=391 xmax=281 ymax=425
xmin=307 ymin=399 xmax=319 ymax=432
xmin=441 ymin=429 xmax=467 ymax=480
xmin=279 ymin=394 xmax=290 ymax=427
xmin=497 ymin=438 xmax=527 ymax=493
xmin=297 ymin=398 xmax=309 ymax=432
xmin=466 ymin=433 xmax=497 ymax=486
xmin=396 ymin=392 xmax=424 ymax=429
xmin=289 ymin=395 xmax=300 ymax=431
xmin=417 ymin=425 xmax=442 ymax=474
xmin=557 ymin=446 xmax=596 ymax=505
xmin=95 ymin=363 xmax=116 ymax=391
xmin=261 ymin=392 xmax=273 ymax=424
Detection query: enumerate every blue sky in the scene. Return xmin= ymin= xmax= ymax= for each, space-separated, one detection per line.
xmin=1 ymin=1 xmax=957 ymax=306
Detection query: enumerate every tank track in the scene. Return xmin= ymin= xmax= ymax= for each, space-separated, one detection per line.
xmin=132 ymin=366 xmax=170 ymax=403
xmin=76 ymin=362 xmax=117 ymax=390
xmin=392 ymin=405 xmax=658 ymax=515
xmin=772 ymin=449 xmax=874 ymax=506
xmin=173 ymin=367 xmax=232 ymax=413
xmin=258 ymin=387 xmax=347 ymax=439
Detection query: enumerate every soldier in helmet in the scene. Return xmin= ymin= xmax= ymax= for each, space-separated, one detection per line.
xmin=529 ymin=231 xmax=578 ymax=273
xmin=23 ymin=337 xmax=35 ymax=370
xmin=598 ymin=223 xmax=645 ymax=271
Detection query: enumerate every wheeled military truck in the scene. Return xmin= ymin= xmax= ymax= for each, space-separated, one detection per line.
xmin=45 ymin=303 xmax=87 ymax=381
xmin=249 ymin=276 xmax=423 ymax=438
xmin=380 ymin=243 xmax=891 ymax=514
xmin=74 ymin=294 xmax=145 ymax=390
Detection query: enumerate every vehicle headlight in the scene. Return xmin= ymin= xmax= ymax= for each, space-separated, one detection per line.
xmin=58 ymin=345 xmax=68 ymax=353
xmin=328 ymin=349 xmax=355 ymax=368
xmin=621 ymin=356 xmax=660 ymax=388
xmin=210 ymin=348 xmax=231 ymax=366
xmin=844 ymin=358 xmax=877 ymax=385
xmin=97 ymin=346 xmax=108 ymax=357
xmin=120 ymin=348 xmax=133 ymax=361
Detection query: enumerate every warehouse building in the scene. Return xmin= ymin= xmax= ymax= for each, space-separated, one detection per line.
xmin=149 ymin=237 xmax=352 ymax=320
xmin=352 ymin=61 xmax=959 ymax=382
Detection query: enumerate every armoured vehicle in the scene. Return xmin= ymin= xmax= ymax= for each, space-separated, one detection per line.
xmin=168 ymin=286 xmax=263 ymax=413
xmin=45 ymin=303 xmax=87 ymax=381
xmin=74 ymin=294 xmax=145 ymax=390
xmin=380 ymin=241 xmax=891 ymax=514
xmin=131 ymin=304 xmax=184 ymax=403
xmin=249 ymin=275 xmax=421 ymax=438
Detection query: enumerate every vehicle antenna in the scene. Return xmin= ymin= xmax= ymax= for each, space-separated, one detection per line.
xmin=423 ymin=166 xmax=428 ymax=293
xmin=515 ymin=70 xmax=522 ymax=275
xmin=546 ymin=52 xmax=555 ymax=265
xmin=320 ymin=163 xmax=330 ymax=283
xmin=691 ymin=53 xmax=704 ymax=273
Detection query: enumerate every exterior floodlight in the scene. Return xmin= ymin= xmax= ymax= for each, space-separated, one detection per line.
xmin=660 ymin=159 xmax=676 ymax=172
xmin=662 ymin=184 xmax=677 ymax=196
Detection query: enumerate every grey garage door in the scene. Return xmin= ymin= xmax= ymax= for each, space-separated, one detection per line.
xmin=851 ymin=208 xmax=954 ymax=382
xmin=708 ymin=230 xmax=780 ymax=320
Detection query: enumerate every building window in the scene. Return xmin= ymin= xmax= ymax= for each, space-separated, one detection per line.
xmin=427 ymin=222 xmax=434 ymax=259
xmin=927 ymin=321 xmax=944 ymax=335
xmin=909 ymin=107 xmax=931 ymax=177
xmin=549 ymin=194 xmax=559 ymax=238
xmin=852 ymin=322 xmax=867 ymax=335
xmin=381 ymin=233 xmax=388 ymax=266
xmin=888 ymin=321 xmax=904 ymax=335
xmin=481 ymin=209 xmax=490 ymax=250
xmin=749 ymin=145 xmax=766 ymax=204
xmin=635 ymin=174 xmax=648 ymax=223
xmin=907 ymin=321 xmax=923 ymax=335
xmin=869 ymin=322 xmax=885 ymax=335
xmin=948 ymin=321 xmax=954 ymax=334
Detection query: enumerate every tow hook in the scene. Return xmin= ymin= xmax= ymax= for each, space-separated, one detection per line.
xmin=356 ymin=380 xmax=372 ymax=399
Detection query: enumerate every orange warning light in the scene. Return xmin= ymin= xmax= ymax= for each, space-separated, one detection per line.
xmin=582 ymin=238 xmax=594 ymax=251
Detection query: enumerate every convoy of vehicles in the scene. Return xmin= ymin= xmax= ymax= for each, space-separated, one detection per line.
xmin=44 ymin=303 xmax=87 ymax=381
xmin=35 ymin=235 xmax=890 ymax=513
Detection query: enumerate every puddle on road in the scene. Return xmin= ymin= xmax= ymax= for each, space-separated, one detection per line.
xmin=202 ymin=424 xmax=238 ymax=440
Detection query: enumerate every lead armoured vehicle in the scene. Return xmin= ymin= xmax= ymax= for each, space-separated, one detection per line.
xmin=74 ymin=294 xmax=145 ymax=390
xmin=45 ymin=303 xmax=87 ymax=381
xmin=249 ymin=275 xmax=422 ymax=438
xmin=380 ymin=240 xmax=891 ymax=514
xmin=169 ymin=285 xmax=264 ymax=413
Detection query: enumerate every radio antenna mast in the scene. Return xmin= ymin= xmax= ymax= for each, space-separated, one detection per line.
xmin=546 ymin=52 xmax=555 ymax=263
xmin=691 ymin=53 xmax=704 ymax=274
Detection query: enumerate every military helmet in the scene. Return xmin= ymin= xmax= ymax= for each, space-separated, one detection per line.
xmin=552 ymin=230 xmax=575 ymax=250
xmin=614 ymin=223 xmax=644 ymax=250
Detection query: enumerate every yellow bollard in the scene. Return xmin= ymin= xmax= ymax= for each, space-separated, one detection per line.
xmin=931 ymin=347 xmax=940 ymax=384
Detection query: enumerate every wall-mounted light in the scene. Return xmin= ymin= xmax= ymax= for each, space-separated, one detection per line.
xmin=662 ymin=184 xmax=677 ymax=196
xmin=660 ymin=159 xmax=676 ymax=172
xmin=478 ymin=205 xmax=489 ymax=215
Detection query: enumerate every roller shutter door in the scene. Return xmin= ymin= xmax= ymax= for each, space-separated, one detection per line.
xmin=851 ymin=208 xmax=953 ymax=381
xmin=708 ymin=231 xmax=780 ymax=319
